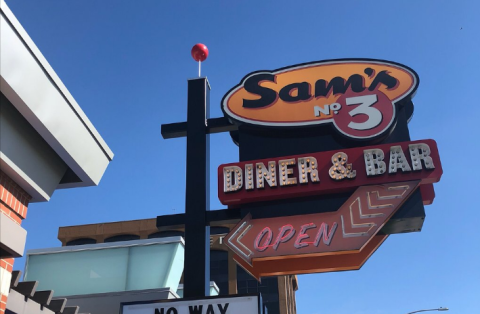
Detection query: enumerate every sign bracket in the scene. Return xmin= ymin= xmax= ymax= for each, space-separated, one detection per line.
xmin=161 ymin=117 xmax=237 ymax=139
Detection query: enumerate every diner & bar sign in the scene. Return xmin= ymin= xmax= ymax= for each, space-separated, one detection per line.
xmin=218 ymin=139 xmax=442 ymax=206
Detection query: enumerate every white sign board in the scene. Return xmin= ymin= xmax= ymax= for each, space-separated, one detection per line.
xmin=122 ymin=295 xmax=262 ymax=314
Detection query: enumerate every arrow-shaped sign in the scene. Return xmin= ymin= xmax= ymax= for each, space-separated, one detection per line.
xmin=233 ymin=234 xmax=388 ymax=280
xmin=226 ymin=181 xmax=419 ymax=265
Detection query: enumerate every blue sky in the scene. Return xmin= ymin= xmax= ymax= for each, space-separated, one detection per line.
xmin=7 ymin=0 xmax=479 ymax=313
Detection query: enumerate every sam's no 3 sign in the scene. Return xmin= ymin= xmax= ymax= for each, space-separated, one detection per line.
xmin=221 ymin=59 xmax=419 ymax=140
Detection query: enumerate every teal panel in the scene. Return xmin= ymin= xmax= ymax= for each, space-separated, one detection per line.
xmin=24 ymin=239 xmax=185 ymax=297
xmin=25 ymin=247 xmax=129 ymax=296
xmin=163 ymin=242 xmax=184 ymax=292
xmin=126 ymin=243 xmax=179 ymax=291
xmin=176 ymin=289 xmax=184 ymax=298
xmin=210 ymin=286 xmax=219 ymax=296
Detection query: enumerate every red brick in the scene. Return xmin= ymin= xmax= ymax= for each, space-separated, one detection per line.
xmin=0 ymin=172 xmax=31 ymax=219
xmin=0 ymin=204 xmax=22 ymax=225
xmin=0 ymin=173 xmax=31 ymax=311
xmin=0 ymin=294 xmax=6 ymax=312
xmin=1 ymin=259 xmax=14 ymax=272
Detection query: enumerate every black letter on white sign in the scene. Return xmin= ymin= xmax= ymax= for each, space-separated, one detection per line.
xmin=189 ymin=305 xmax=203 ymax=314
xmin=206 ymin=304 xmax=215 ymax=314
xmin=218 ymin=303 xmax=230 ymax=314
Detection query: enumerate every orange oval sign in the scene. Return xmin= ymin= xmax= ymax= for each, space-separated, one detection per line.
xmin=221 ymin=59 xmax=419 ymax=139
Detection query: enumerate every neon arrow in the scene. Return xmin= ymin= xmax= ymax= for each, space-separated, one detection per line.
xmin=341 ymin=184 xmax=412 ymax=237
xmin=227 ymin=218 xmax=253 ymax=262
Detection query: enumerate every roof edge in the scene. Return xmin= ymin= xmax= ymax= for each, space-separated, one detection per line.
xmin=0 ymin=0 xmax=113 ymax=161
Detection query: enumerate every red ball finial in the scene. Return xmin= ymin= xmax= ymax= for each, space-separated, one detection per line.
xmin=191 ymin=43 xmax=209 ymax=62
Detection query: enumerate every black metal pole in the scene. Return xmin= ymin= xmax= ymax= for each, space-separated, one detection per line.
xmin=183 ymin=77 xmax=211 ymax=298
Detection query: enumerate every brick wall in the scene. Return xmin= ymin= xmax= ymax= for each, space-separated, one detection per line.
xmin=0 ymin=172 xmax=31 ymax=313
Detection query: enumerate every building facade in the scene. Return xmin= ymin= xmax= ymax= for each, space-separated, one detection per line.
xmin=54 ymin=218 xmax=298 ymax=314
xmin=0 ymin=1 xmax=113 ymax=312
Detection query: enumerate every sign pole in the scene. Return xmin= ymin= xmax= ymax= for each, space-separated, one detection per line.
xmin=183 ymin=43 xmax=211 ymax=298
xmin=183 ymin=76 xmax=211 ymax=298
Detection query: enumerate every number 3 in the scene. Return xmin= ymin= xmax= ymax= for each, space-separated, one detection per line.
xmin=346 ymin=94 xmax=381 ymax=131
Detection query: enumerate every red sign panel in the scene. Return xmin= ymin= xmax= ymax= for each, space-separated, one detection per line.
xmin=225 ymin=181 xmax=418 ymax=265
xmin=218 ymin=139 xmax=441 ymax=206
